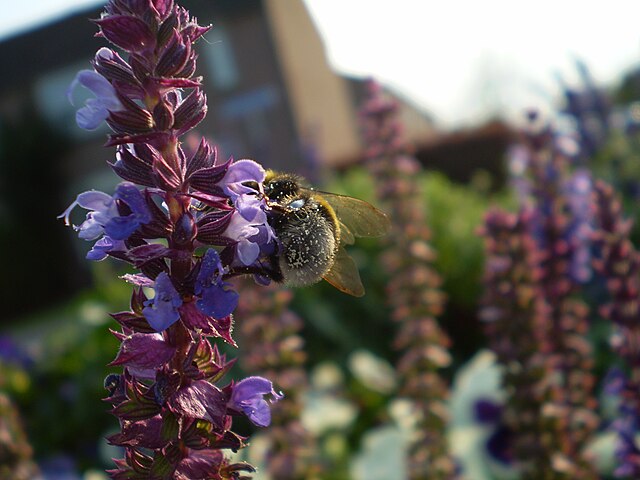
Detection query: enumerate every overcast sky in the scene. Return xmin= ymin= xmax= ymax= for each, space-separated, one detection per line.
xmin=3 ymin=0 xmax=640 ymax=127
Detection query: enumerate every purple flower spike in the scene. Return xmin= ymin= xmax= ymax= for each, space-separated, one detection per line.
xmin=143 ymin=272 xmax=183 ymax=332
xmin=195 ymin=249 xmax=239 ymax=319
xmin=67 ymin=70 xmax=123 ymax=130
xmin=230 ymin=376 xmax=283 ymax=427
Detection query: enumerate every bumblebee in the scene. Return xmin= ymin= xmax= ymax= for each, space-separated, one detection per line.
xmin=263 ymin=171 xmax=390 ymax=297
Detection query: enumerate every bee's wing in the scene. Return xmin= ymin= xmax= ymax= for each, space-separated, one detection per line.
xmin=339 ymin=221 xmax=356 ymax=245
xmin=322 ymin=246 xmax=365 ymax=297
xmin=312 ymin=191 xmax=391 ymax=239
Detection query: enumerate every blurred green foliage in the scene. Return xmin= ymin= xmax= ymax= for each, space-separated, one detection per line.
xmin=2 ymin=287 xmax=122 ymax=471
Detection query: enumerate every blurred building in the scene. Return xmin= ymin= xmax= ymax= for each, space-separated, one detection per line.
xmin=0 ymin=0 xmax=436 ymax=179
xmin=0 ymin=0 xmax=436 ymax=319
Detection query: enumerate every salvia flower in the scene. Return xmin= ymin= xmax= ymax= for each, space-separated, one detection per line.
xmin=592 ymin=181 xmax=640 ymax=477
xmin=59 ymin=182 xmax=152 ymax=259
xmin=229 ymin=376 xmax=284 ymax=427
xmin=360 ymin=80 xmax=458 ymax=480
xmin=222 ymin=159 xmax=267 ymax=201
xmin=564 ymin=168 xmax=594 ymax=283
xmin=142 ymin=272 xmax=183 ymax=332
xmin=482 ymin=117 xmax=599 ymax=478
xmin=195 ymin=249 xmax=239 ymax=319
xmin=67 ymin=69 xmax=124 ymax=130
xmin=224 ymin=205 xmax=273 ymax=267
xmin=237 ymin=284 xmax=320 ymax=479
xmin=59 ymin=1 xmax=288 ymax=476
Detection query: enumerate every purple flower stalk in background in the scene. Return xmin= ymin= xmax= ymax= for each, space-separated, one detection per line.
xmin=592 ymin=181 xmax=640 ymax=478
xmin=480 ymin=208 xmax=550 ymax=473
xmin=360 ymin=80 xmax=458 ymax=480
xmin=237 ymin=284 xmax=320 ymax=480
xmin=58 ymin=1 xmax=288 ymax=476
xmin=557 ymin=60 xmax=611 ymax=162
xmin=481 ymin=115 xmax=599 ymax=478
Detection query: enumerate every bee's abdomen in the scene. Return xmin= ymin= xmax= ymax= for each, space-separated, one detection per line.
xmin=273 ymin=202 xmax=338 ymax=287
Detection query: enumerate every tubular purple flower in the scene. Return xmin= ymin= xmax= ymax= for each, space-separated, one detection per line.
xmin=59 ymin=190 xmax=117 ymax=240
xmin=229 ymin=376 xmax=283 ymax=427
xmin=222 ymin=194 xmax=276 ymax=266
xmin=58 ymin=182 xmax=151 ymax=243
xmin=67 ymin=69 xmax=123 ymax=130
xmin=195 ymin=249 xmax=239 ymax=319
xmin=86 ymin=236 xmax=125 ymax=261
xmin=222 ymin=159 xmax=266 ymax=201
xmin=234 ymin=193 xmax=266 ymax=222
xmin=142 ymin=272 xmax=183 ymax=332
xmin=106 ymin=183 xmax=152 ymax=239
xmin=224 ymin=214 xmax=261 ymax=266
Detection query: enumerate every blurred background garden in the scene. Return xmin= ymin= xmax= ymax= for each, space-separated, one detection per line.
xmin=2 ymin=1 xmax=640 ymax=478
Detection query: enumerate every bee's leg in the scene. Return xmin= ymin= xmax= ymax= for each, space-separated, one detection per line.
xmin=266 ymin=253 xmax=284 ymax=283
xmin=223 ymin=255 xmax=283 ymax=283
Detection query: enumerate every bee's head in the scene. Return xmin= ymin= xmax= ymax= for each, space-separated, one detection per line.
xmin=263 ymin=171 xmax=303 ymax=202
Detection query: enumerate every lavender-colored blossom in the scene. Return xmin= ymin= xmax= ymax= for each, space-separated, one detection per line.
xmin=222 ymin=159 xmax=266 ymax=201
xmin=60 ymin=190 xmax=117 ymax=240
xmin=230 ymin=376 xmax=283 ymax=427
xmin=195 ymin=249 xmax=239 ymax=319
xmin=67 ymin=69 xmax=123 ymax=130
xmin=59 ymin=182 xmax=151 ymax=242
xmin=219 ymin=162 xmax=276 ymax=265
xmin=86 ymin=236 xmax=125 ymax=261
xmin=593 ymin=181 xmax=640 ymax=477
xmin=234 ymin=192 xmax=266 ymax=222
xmin=482 ymin=118 xmax=599 ymax=477
xmin=558 ymin=61 xmax=611 ymax=162
xmin=224 ymin=199 xmax=275 ymax=266
xmin=142 ymin=272 xmax=183 ymax=332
